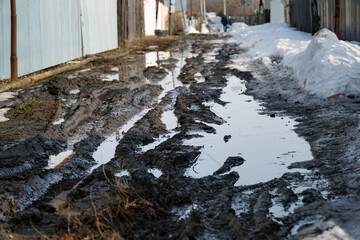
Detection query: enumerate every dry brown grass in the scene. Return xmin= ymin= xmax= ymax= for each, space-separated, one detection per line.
xmin=57 ymin=165 xmax=156 ymax=240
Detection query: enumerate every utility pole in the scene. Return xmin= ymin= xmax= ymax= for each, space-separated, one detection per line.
xmin=203 ymin=0 xmax=207 ymax=20
xmin=10 ymin=0 xmax=18 ymax=81
xmin=223 ymin=0 xmax=227 ymax=16
xmin=168 ymin=0 xmax=173 ymax=35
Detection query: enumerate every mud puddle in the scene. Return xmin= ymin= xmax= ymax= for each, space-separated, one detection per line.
xmin=184 ymin=75 xmax=313 ymax=185
xmin=91 ymin=47 xmax=195 ymax=171
xmin=91 ymin=108 xmax=152 ymax=172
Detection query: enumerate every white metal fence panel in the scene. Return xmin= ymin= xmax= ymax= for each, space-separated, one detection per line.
xmin=0 ymin=1 xmax=11 ymax=80
xmin=0 ymin=0 xmax=82 ymax=80
xmin=80 ymin=0 xmax=118 ymax=55
xmin=144 ymin=0 xmax=156 ymax=36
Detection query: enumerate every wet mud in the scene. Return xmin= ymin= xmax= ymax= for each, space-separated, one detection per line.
xmin=0 ymin=33 xmax=359 ymax=240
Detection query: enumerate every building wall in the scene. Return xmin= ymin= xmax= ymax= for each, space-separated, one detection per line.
xmin=270 ymin=0 xmax=285 ymax=23
xmin=187 ymin=0 xmax=260 ymax=18
xmin=0 ymin=0 xmax=118 ymax=80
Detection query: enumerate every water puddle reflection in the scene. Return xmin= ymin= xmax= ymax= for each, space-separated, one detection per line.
xmin=148 ymin=168 xmax=162 ymax=178
xmin=115 ymin=170 xmax=130 ymax=177
xmin=90 ymin=108 xmax=152 ymax=172
xmin=140 ymin=110 xmax=178 ymax=153
xmin=184 ymin=76 xmax=313 ymax=186
xmin=100 ymin=73 xmax=120 ymax=82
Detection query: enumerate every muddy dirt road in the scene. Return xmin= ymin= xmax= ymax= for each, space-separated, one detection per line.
xmin=1 ymin=33 xmax=360 ymax=240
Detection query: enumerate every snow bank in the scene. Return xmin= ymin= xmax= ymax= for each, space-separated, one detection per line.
xmin=292 ymin=29 xmax=360 ymax=98
xmin=230 ymin=23 xmax=360 ymax=98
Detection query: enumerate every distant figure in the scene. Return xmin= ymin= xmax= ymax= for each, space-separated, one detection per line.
xmin=221 ymin=16 xmax=229 ymax=32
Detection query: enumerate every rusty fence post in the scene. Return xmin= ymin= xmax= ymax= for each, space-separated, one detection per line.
xmin=168 ymin=1 xmax=172 ymax=35
xmin=10 ymin=0 xmax=18 ymax=81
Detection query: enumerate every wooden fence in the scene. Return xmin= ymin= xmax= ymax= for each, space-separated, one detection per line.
xmin=119 ymin=0 xmax=144 ymax=47
xmin=291 ymin=0 xmax=360 ymax=42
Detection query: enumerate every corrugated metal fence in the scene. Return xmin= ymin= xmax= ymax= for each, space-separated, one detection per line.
xmin=290 ymin=0 xmax=320 ymax=34
xmin=339 ymin=0 xmax=360 ymax=42
xmin=319 ymin=0 xmax=335 ymax=31
xmin=0 ymin=0 xmax=118 ymax=80
xmin=291 ymin=0 xmax=360 ymax=42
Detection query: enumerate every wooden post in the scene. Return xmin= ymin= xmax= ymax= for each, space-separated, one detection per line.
xmin=334 ymin=0 xmax=340 ymax=38
xmin=224 ymin=0 xmax=227 ymax=16
xmin=200 ymin=0 xmax=203 ymax=24
xmin=203 ymin=0 xmax=206 ymax=20
xmin=168 ymin=1 xmax=172 ymax=35
xmin=117 ymin=0 xmax=121 ymax=47
xmin=10 ymin=0 xmax=18 ymax=81
xmin=121 ymin=0 xmax=127 ymax=47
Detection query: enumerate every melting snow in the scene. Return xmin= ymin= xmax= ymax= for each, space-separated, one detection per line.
xmin=0 ymin=92 xmax=17 ymax=102
xmin=227 ymin=22 xmax=360 ymax=98
xmin=0 ymin=108 xmax=11 ymax=122
xmin=47 ymin=150 xmax=74 ymax=169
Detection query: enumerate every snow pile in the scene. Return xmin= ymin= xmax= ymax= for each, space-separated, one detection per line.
xmin=291 ymin=29 xmax=360 ymax=98
xmin=230 ymin=23 xmax=360 ymax=98
xmin=201 ymin=23 xmax=209 ymax=34
xmin=184 ymin=26 xmax=199 ymax=35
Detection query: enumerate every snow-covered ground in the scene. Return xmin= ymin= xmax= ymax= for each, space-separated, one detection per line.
xmin=208 ymin=14 xmax=360 ymax=99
